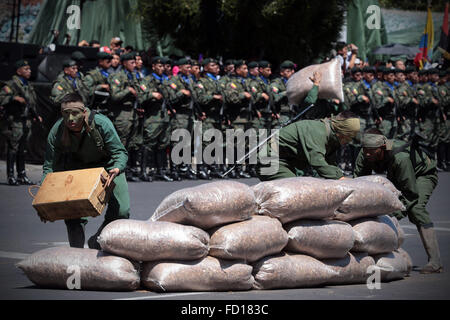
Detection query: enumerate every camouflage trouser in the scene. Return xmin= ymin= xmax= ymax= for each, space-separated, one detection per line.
xmin=397 ymin=118 xmax=417 ymax=142
xmin=438 ymin=119 xmax=449 ymax=144
xmin=1 ymin=118 xmax=31 ymax=153
xmin=201 ymin=117 xmax=223 ymax=164
xmin=170 ymin=113 xmax=193 ymax=165
xmin=143 ymin=111 xmax=171 ymax=152
xmin=111 ymin=109 xmax=139 ymax=151
xmin=418 ymin=118 xmax=440 ymax=150
xmin=378 ymin=117 xmax=397 ymax=139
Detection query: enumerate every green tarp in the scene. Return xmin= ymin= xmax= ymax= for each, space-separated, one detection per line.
xmin=346 ymin=0 xmax=389 ymax=62
xmin=27 ymin=0 xmax=145 ymax=50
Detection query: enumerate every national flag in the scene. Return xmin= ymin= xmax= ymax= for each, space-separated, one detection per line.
xmin=438 ymin=3 xmax=449 ymax=52
xmin=415 ymin=6 xmax=434 ymax=69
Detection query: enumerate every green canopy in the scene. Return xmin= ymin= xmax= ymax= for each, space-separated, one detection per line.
xmin=27 ymin=0 xmax=145 ymax=49
xmin=346 ymin=0 xmax=389 ymax=63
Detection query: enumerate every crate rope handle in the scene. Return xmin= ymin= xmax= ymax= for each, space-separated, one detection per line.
xmin=28 ymin=185 xmax=40 ymax=199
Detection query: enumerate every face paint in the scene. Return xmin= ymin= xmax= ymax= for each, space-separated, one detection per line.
xmin=62 ymin=108 xmax=85 ymax=132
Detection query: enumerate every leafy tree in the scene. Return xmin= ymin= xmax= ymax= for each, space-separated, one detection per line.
xmin=137 ymin=0 xmax=346 ymax=68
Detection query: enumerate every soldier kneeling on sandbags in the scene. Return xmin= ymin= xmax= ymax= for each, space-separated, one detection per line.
xmin=41 ymin=93 xmax=131 ymax=249
xmin=354 ymin=128 xmax=443 ymax=274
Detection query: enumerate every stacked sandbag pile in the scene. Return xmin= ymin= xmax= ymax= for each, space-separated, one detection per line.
xmin=251 ymin=175 xmax=412 ymax=289
xmin=18 ymin=177 xmax=412 ymax=292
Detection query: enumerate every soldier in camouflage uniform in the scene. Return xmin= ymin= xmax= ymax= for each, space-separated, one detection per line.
xmin=416 ymin=68 xmax=443 ymax=162
xmin=83 ymin=52 xmax=113 ymax=113
xmin=270 ymin=60 xmax=296 ymax=128
xmin=139 ymin=56 xmax=173 ymax=182
xmin=372 ymin=67 xmax=399 ymax=139
xmin=246 ymin=61 xmax=271 ymax=177
xmin=395 ymin=67 xmax=419 ymax=142
xmin=51 ymin=59 xmax=90 ymax=107
xmin=108 ymin=52 xmax=143 ymax=182
xmin=342 ymin=67 xmax=375 ymax=172
xmin=194 ymin=58 xmax=227 ymax=178
xmin=435 ymin=70 xmax=450 ymax=171
xmin=0 ymin=60 xmax=42 ymax=185
xmin=222 ymin=59 xmax=253 ymax=178
xmin=165 ymin=58 xmax=199 ymax=180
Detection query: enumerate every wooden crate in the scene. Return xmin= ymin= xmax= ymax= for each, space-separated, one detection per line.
xmin=31 ymin=167 xmax=115 ymax=222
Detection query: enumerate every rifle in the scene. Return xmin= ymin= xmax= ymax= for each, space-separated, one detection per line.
xmin=221 ymin=103 xmax=315 ymax=178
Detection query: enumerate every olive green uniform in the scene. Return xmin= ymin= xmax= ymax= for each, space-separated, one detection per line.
xmin=0 ymin=76 xmax=39 ymax=183
xmin=395 ymin=81 xmax=418 ymax=142
xmin=373 ymin=81 xmax=399 ymax=139
xmin=51 ymin=73 xmax=90 ymax=107
xmin=270 ymin=77 xmax=292 ymax=127
xmin=354 ymin=139 xmax=438 ymax=227
xmin=416 ymin=82 xmax=442 ymax=153
xmin=42 ymin=109 xmax=130 ymax=247
xmin=258 ymin=119 xmax=344 ymax=181
xmin=83 ymin=67 xmax=111 ymax=112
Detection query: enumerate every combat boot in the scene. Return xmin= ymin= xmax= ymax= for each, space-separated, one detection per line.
xmin=418 ymin=225 xmax=443 ymax=274
xmin=139 ymin=148 xmax=152 ymax=182
xmin=6 ymin=152 xmax=19 ymax=186
xmin=16 ymin=152 xmax=34 ymax=185
xmin=197 ymin=164 xmax=211 ymax=180
xmin=126 ymin=151 xmax=140 ymax=182
xmin=66 ymin=221 xmax=86 ymax=248
xmin=237 ymin=165 xmax=251 ymax=178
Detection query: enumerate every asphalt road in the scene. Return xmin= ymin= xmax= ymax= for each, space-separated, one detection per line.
xmin=0 ymin=161 xmax=449 ymax=304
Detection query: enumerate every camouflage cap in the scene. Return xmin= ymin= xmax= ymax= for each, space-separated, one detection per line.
xmin=202 ymin=58 xmax=218 ymax=66
xmin=247 ymin=61 xmax=259 ymax=69
xmin=234 ymin=59 xmax=247 ymax=68
xmin=120 ymin=52 xmax=136 ymax=62
xmin=15 ymin=59 xmax=29 ymax=70
xmin=351 ymin=66 xmax=362 ymax=74
xmin=151 ymin=56 xmax=163 ymax=64
xmin=280 ymin=60 xmax=295 ymax=70
xmin=96 ymin=52 xmax=112 ymax=60
xmin=405 ymin=66 xmax=417 ymax=73
xmin=63 ymin=59 xmax=77 ymax=68
xmin=224 ymin=59 xmax=235 ymax=66
xmin=177 ymin=57 xmax=191 ymax=66
xmin=428 ymin=68 xmax=439 ymax=75
xmin=259 ymin=60 xmax=272 ymax=68
xmin=362 ymin=66 xmax=376 ymax=74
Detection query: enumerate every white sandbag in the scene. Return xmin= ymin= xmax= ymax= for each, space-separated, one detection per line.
xmin=252 ymin=252 xmax=338 ymax=290
xmin=252 ymin=177 xmax=352 ymax=224
xmin=354 ymin=175 xmax=401 ymax=197
xmin=334 ymin=179 xmax=405 ymax=222
xmin=98 ymin=219 xmax=209 ymax=262
xmin=16 ymin=247 xmax=140 ymax=291
xmin=209 ymin=216 xmax=288 ymax=263
xmin=286 ymin=58 xmax=344 ymax=105
xmin=351 ymin=215 xmax=399 ymax=255
xmin=150 ymin=181 xmax=257 ymax=229
xmin=397 ymin=247 xmax=413 ymax=275
xmin=322 ymin=252 xmax=375 ymax=285
xmin=141 ymin=256 xmax=254 ymax=292
xmin=372 ymin=249 xmax=411 ymax=281
xmin=284 ymin=220 xmax=355 ymax=259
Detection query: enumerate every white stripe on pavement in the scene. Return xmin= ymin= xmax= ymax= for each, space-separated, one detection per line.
xmin=115 ymin=292 xmax=207 ymax=300
xmin=0 ymin=251 xmax=30 ymax=260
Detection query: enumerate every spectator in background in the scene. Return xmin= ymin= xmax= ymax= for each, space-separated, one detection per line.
xmin=124 ymin=46 xmax=134 ymax=54
xmin=107 ymin=53 xmax=122 ymax=74
xmin=78 ymin=40 xmax=89 ymax=47
xmin=395 ymin=59 xmax=406 ymax=70
xmin=110 ymin=37 xmax=124 ymax=55
xmin=90 ymin=40 xmax=101 ymax=48
xmin=336 ymin=42 xmax=358 ymax=75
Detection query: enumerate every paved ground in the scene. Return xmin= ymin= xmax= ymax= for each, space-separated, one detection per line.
xmin=0 ymin=161 xmax=449 ymax=304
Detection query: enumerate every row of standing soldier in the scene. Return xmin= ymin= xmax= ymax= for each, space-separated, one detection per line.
xmin=48 ymin=52 xmax=307 ymax=182
xmin=1 ymin=53 xmax=449 ymax=185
